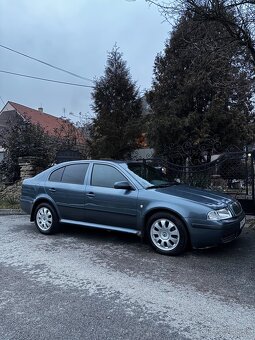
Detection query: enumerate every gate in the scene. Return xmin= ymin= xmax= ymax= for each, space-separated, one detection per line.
xmin=132 ymin=142 xmax=255 ymax=214
xmin=55 ymin=149 xmax=82 ymax=164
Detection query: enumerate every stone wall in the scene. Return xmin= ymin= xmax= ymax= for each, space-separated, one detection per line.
xmin=0 ymin=156 xmax=38 ymax=206
xmin=0 ymin=156 xmax=46 ymax=207
xmin=0 ymin=157 xmax=41 ymax=206
xmin=18 ymin=156 xmax=39 ymax=180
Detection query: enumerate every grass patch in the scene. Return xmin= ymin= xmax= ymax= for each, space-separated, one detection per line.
xmin=0 ymin=197 xmax=20 ymax=209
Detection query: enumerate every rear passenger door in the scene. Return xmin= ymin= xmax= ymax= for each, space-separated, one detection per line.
xmin=45 ymin=163 xmax=89 ymax=221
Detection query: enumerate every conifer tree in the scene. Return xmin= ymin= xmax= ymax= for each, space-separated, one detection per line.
xmin=146 ymin=12 xmax=254 ymax=160
xmin=90 ymin=46 xmax=142 ymax=159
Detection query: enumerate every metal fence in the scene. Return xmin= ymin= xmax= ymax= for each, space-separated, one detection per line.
xmin=132 ymin=142 xmax=255 ymax=214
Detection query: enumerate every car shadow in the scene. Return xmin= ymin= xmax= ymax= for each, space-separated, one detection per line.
xmin=59 ymin=223 xmax=141 ymax=246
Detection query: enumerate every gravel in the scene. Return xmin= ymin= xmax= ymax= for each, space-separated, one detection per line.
xmin=0 ymin=215 xmax=254 ymax=339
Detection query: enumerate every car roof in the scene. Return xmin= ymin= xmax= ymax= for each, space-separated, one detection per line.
xmin=54 ymin=159 xmax=129 ymax=167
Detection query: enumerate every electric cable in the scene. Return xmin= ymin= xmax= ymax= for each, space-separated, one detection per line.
xmin=0 ymin=70 xmax=94 ymax=88
xmin=0 ymin=43 xmax=94 ymax=82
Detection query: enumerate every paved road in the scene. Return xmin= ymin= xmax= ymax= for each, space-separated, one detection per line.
xmin=0 ymin=215 xmax=255 ymax=340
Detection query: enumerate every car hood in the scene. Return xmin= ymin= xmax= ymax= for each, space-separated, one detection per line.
xmin=152 ymin=184 xmax=233 ymax=209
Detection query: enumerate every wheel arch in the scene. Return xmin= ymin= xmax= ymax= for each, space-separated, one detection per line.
xmin=142 ymin=208 xmax=190 ymax=242
xmin=31 ymin=197 xmax=59 ymax=222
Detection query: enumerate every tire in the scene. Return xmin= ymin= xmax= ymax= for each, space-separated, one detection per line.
xmin=147 ymin=212 xmax=188 ymax=255
xmin=34 ymin=203 xmax=60 ymax=235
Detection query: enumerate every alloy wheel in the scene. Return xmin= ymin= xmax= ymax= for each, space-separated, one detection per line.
xmin=150 ymin=218 xmax=180 ymax=251
xmin=36 ymin=207 xmax=53 ymax=231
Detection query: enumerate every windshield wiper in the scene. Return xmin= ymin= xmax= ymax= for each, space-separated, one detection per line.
xmin=146 ymin=182 xmax=178 ymax=189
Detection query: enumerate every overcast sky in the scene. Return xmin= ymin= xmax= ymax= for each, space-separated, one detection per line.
xmin=0 ymin=0 xmax=171 ymax=123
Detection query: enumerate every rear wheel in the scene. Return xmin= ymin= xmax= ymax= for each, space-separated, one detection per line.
xmin=147 ymin=212 xmax=188 ymax=255
xmin=34 ymin=203 xmax=59 ymax=234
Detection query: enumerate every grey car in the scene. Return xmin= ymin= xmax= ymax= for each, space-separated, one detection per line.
xmin=20 ymin=160 xmax=246 ymax=255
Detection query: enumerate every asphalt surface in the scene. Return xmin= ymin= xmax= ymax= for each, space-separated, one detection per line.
xmin=0 ymin=215 xmax=255 ymax=340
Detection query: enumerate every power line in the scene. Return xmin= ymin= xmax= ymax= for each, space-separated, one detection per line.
xmin=0 ymin=70 xmax=94 ymax=88
xmin=0 ymin=43 xmax=94 ymax=83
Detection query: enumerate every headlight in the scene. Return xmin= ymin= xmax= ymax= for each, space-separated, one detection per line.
xmin=207 ymin=208 xmax=232 ymax=221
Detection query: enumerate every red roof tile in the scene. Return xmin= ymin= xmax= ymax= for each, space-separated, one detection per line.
xmin=9 ymin=101 xmax=68 ymax=136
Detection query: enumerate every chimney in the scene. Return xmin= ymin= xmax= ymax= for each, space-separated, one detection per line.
xmin=38 ymin=107 xmax=43 ymax=112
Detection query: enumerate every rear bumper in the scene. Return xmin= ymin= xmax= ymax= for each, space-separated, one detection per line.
xmin=20 ymin=198 xmax=33 ymax=215
xmin=187 ymin=212 xmax=246 ymax=248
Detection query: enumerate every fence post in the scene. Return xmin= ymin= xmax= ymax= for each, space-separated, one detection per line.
xmin=251 ymin=150 xmax=255 ymax=203
xmin=185 ymin=157 xmax=189 ymax=181
xmin=245 ymin=147 xmax=249 ymax=196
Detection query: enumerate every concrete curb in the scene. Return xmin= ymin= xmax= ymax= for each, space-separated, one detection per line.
xmin=0 ymin=209 xmax=27 ymax=216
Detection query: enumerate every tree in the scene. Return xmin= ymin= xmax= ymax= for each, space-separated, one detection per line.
xmin=53 ymin=118 xmax=88 ymax=159
xmin=0 ymin=120 xmax=55 ymax=182
xmin=0 ymin=115 xmax=89 ymax=182
xmin=89 ymin=46 xmax=143 ymax=159
xmin=146 ymin=0 xmax=255 ymax=67
xmin=146 ymin=11 xmax=254 ymax=161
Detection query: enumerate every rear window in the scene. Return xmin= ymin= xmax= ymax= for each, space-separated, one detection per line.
xmin=49 ymin=163 xmax=89 ymax=185
xmin=49 ymin=167 xmax=64 ymax=182
xmin=62 ymin=164 xmax=88 ymax=185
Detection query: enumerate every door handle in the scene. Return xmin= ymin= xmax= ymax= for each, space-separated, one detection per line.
xmin=49 ymin=188 xmax=56 ymax=192
xmin=86 ymin=192 xmax=95 ymax=198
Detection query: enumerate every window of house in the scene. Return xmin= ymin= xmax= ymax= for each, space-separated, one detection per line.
xmin=91 ymin=164 xmax=127 ymax=188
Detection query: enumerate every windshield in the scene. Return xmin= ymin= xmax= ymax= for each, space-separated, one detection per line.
xmin=127 ymin=163 xmax=173 ymax=188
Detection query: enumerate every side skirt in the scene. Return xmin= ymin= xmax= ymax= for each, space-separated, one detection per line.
xmin=60 ymin=219 xmax=141 ymax=236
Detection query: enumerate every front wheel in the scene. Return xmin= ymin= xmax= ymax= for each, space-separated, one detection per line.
xmin=147 ymin=212 xmax=188 ymax=255
xmin=34 ymin=203 xmax=59 ymax=235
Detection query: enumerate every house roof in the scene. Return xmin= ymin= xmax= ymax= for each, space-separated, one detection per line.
xmin=8 ymin=101 xmax=67 ymax=136
xmin=0 ymin=101 xmax=86 ymax=145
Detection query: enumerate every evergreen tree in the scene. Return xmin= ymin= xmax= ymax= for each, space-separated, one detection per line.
xmin=90 ymin=46 xmax=143 ymax=159
xmin=146 ymin=11 xmax=254 ymax=161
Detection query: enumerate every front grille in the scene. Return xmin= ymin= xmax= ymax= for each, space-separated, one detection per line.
xmin=229 ymin=202 xmax=242 ymax=216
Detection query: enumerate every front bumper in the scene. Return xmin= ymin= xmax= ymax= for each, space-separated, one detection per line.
xmin=187 ymin=212 xmax=246 ymax=248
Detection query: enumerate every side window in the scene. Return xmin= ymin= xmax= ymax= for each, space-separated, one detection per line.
xmin=91 ymin=164 xmax=127 ymax=188
xmin=49 ymin=167 xmax=65 ymax=182
xmin=61 ymin=164 xmax=89 ymax=185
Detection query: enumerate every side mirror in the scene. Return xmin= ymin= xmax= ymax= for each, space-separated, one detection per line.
xmin=114 ymin=181 xmax=134 ymax=190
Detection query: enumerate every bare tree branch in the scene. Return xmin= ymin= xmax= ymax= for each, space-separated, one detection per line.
xmin=146 ymin=0 xmax=255 ymax=67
